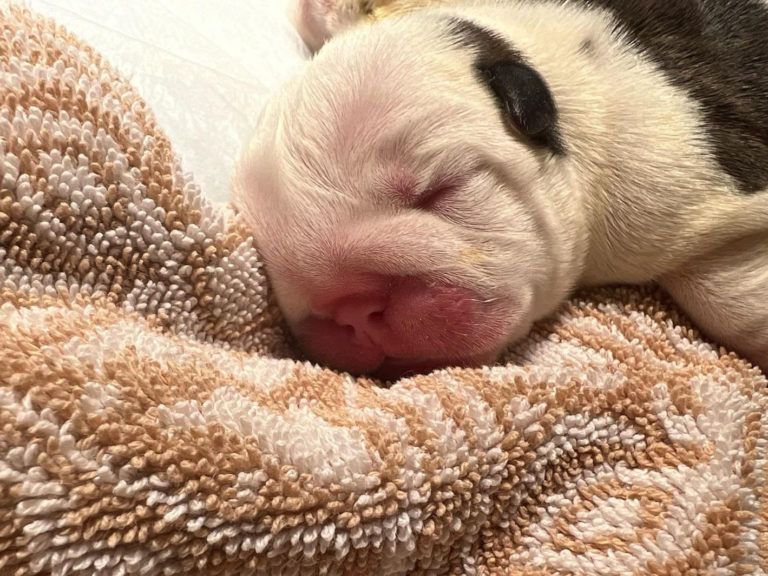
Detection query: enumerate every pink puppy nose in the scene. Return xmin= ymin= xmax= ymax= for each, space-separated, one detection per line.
xmin=329 ymin=293 xmax=389 ymax=348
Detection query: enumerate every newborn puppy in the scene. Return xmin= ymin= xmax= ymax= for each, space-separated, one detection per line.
xmin=236 ymin=0 xmax=768 ymax=378
xmin=289 ymin=0 xmax=441 ymax=51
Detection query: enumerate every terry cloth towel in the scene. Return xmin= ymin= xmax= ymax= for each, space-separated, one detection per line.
xmin=1 ymin=4 xmax=767 ymax=575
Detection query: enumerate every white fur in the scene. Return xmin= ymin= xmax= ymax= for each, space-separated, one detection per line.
xmin=237 ymin=2 xmax=768 ymax=371
xmin=661 ymin=233 xmax=768 ymax=372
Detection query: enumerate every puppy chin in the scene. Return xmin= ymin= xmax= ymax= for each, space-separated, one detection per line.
xmin=292 ymin=318 xmax=512 ymax=380
xmin=372 ymin=349 xmax=503 ymax=381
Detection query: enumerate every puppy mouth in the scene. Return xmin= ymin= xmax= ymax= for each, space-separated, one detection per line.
xmin=294 ymin=326 xmax=504 ymax=380
xmin=291 ymin=280 xmax=516 ymax=380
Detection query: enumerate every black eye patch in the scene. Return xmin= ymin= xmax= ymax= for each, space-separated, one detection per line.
xmin=447 ymin=18 xmax=565 ymax=155
xmin=477 ymin=60 xmax=563 ymax=153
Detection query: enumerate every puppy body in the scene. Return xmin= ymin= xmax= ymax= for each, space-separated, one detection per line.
xmin=238 ymin=0 xmax=768 ymax=376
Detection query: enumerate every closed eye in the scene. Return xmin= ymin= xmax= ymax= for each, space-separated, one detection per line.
xmin=414 ymin=179 xmax=461 ymax=211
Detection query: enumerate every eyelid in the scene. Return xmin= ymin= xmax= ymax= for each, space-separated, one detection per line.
xmin=383 ymin=167 xmax=467 ymax=208
xmin=414 ymin=176 xmax=462 ymax=210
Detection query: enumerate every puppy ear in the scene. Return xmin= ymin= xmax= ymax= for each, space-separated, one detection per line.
xmin=289 ymin=0 xmax=339 ymax=52
xmin=477 ymin=60 xmax=564 ymax=154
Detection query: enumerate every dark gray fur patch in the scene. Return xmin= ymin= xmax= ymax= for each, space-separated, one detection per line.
xmin=564 ymin=0 xmax=768 ymax=193
xmin=442 ymin=0 xmax=768 ymax=192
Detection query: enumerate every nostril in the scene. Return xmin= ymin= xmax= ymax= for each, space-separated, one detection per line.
xmin=327 ymin=294 xmax=389 ymax=346
xmin=341 ymin=324 xmax=356 ymax=336
xmin=338 ymin=311 xmax=385 ymax=346
xmin=369 ymin=310 xmax=384 ymax=323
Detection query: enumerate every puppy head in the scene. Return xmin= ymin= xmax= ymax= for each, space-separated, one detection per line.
xmin=289 ymin=0 xmax=441 ymax=51
xmin=236 ymin=13 xmax=586 ymax=379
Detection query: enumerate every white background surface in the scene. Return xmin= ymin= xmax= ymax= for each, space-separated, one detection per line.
xmin=28 ymin=0 xmax=310 ymax=204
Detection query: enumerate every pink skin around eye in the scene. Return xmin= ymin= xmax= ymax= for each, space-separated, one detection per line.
xmin=387 ymin=171 xmax=464 ymax=209
xmin=387 ymin=170 xmax=418 ymax=201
